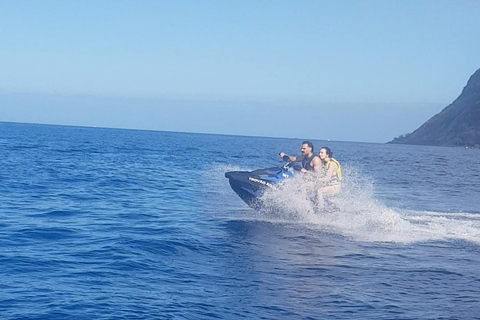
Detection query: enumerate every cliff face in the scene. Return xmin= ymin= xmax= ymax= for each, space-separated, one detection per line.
xmin=389 ymin=68 xmax=480 ymax=147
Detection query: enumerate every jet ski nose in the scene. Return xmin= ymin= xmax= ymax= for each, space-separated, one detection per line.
xmin=225 ymin=171 xmax=241 ymax=180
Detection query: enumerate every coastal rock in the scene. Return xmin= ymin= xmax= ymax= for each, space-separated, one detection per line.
xmin=389 ymin=68 xmax=480 ymax=147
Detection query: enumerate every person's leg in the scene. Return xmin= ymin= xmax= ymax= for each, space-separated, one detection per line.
xmin=316 ymin=185 xmax=341 ymax=212
xmin=300 ymin=180 xmax=315 ymax=200
xmin=323 ymin=184 xmax=341 ymax=197
xmin=316 ymin=188 xmax=325 ymax=211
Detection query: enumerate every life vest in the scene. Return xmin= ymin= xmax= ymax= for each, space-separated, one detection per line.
xmin=324 ymin=158 xmax=342 ymax=182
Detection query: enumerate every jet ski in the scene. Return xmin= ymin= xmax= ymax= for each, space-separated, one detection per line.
xmin=225 ymin=157 xmax=300 ymax=208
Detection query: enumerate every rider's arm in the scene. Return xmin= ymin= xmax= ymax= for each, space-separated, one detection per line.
xmin=312 ymin=157 xmax=322 ymax=173
xmin=279 ymin=152 xmax=298 ymax=162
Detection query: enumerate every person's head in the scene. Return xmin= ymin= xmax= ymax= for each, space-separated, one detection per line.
xmin=319 ymin=147 xmax=332 ymax=160
xmin=301 ymin=141 xmax=314 ymax=156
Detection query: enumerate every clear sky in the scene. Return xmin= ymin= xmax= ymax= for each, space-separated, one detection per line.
xmin=1 ymin=0 xmax=480 ymax=142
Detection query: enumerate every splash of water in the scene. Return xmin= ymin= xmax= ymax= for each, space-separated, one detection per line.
xmin=258 ymin=166 xmax=480 ymax=244
xmin=215 ymin=164 xmax=480 ymax=245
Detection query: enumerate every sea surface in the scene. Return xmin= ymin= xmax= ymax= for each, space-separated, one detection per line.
xmin=1 ymin=122 xmax=479 ymax=320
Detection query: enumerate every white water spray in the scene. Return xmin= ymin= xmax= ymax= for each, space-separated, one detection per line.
xmin=213 ymin=165 xmax=480 ymax=245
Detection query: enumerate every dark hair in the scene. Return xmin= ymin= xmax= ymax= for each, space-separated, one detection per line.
xmin=321 ymin=147 xmax=333 ymax=158
xmin=302 ymin=141 xmax=314 ymax=153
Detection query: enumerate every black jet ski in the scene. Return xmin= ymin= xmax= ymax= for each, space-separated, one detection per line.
xmin=225 ymin=157 xmax=300 ymax=208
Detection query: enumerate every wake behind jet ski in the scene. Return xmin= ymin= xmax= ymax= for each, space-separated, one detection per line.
xmin=225 ymin=157 xmax=300 ymax=209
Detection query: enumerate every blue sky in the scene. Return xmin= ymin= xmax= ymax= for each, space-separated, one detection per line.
xmin=1 ymin=0 xmax=480 ymax=142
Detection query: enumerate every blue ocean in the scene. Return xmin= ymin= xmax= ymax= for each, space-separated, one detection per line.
xmin=1 ymin=122 xmax=479 ymax=320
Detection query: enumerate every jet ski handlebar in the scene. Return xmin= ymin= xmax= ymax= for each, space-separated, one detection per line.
xmin=281 ymin=155 xmax=302 ymax=171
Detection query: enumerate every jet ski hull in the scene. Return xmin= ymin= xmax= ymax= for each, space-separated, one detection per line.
xmin=225 ymin=166 xmax=293 ymax=208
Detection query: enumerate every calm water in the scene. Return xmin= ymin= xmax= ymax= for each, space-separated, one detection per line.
xmin=1 ymin=122 xmax=479 ymax=320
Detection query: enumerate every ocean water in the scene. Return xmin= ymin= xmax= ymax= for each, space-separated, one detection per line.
xmin=1 ymin=122 xmax=479 ymax=320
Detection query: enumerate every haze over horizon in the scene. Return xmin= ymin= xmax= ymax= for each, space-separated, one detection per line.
xmin=2 ymin=1 xmax=480 ymax=142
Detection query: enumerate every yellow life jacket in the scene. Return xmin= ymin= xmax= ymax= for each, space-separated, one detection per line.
xmin=325 ymin=158 xmax=342 ymax=181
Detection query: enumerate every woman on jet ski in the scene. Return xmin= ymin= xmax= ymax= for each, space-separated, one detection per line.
xmin=316 ymin=147 xmax=342 ymax=211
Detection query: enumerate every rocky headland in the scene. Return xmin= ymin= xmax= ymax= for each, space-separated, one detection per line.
xmin=389 ymin=68 xmax=480 ymax=147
